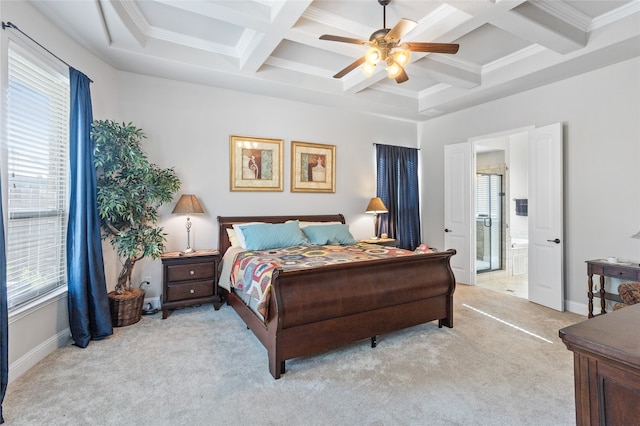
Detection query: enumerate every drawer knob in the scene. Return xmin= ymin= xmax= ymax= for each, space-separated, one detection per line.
xmin=190 ymin=270 xmax=195 ymax=275
xmin=190 ymin=289 xmax=195 ymax=294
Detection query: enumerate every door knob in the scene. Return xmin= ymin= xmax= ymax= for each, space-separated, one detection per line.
xmin=547 ymin=238 xmax=561 ymax=244
xmin=445 ymin=228 xmax=452 ymax=233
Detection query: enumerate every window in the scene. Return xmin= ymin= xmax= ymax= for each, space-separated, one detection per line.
xmin=5 ymin=41 xmax=69 ymax=310
xmin=376 ymin=144 xmax=420 ymax=250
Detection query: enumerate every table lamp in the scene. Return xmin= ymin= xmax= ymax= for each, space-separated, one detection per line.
xmin=365 ymin=197 xmax=388 ymax=239
xmin=172 ymin=194 xmax=204 ymax=253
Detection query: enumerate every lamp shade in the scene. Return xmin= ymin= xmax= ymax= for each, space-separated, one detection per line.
xmin=365 ymin=197 xmax=388 ymax=214
xmin=172 ymin=194 xmax=204 ymax=215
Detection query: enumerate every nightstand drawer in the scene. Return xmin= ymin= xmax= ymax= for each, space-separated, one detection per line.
xmin=167 ymin=262 xmax=215 ymax=282
xmin=166 ymin=280 xmax=214 ymax=302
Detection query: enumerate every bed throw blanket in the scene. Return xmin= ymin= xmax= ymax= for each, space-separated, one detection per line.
xmin=231 ymin=243 xmax=413 ymax=320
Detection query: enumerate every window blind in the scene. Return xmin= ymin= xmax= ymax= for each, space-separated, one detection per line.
xmin=476 ymin=174 xmax=501 ymax=219
xmin=6 ymin=42 xmax=70 ymax=310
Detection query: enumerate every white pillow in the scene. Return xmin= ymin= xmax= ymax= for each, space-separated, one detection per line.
xmin=296 ymin=221 xmax=342 ymax=228
xmin=232 ymin=222 xmax=264 ymax=249
xmin=226 ymin=228 xmax=241 ymax=248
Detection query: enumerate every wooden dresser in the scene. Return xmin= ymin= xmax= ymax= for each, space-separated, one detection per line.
xmin=559 ymin=304 xmax=640 ymax=425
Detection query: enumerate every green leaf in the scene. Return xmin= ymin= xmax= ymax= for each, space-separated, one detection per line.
xmin=91 ymin=120 xmax=182 ymax=274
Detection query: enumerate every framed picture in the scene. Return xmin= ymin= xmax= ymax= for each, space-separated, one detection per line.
xmin=230 ymin=135 xmax=283 ymax=192
xmin=291 ymin=141 xmax=336 ymax=193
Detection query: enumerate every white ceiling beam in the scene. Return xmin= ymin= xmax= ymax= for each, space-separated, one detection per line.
xmin=108 ymin=0 xmax=148 ymax=47
xmin=413 ymin=56 xmax=481 ymax=89
xmin=491 ymin=2 xmax=587 ymax=54
xmin=239 ymin=0 xmax=313 ymax=72
xmin=444 ymin=0 xmax=586 ymax=54
xmin=96 ymin=0 xmax=113 ymax=46
xmin=263 ymin=55 xmax=327 ymax=78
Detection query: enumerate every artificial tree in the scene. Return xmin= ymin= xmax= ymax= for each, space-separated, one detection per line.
xmin=92 ymin=120 xmax=181 ymax=296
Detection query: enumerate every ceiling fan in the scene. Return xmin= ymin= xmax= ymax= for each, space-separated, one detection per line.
xmin=319 ymin=0 xmax=459 ymax=83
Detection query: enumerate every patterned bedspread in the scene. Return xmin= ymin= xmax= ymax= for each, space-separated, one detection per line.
xmin=230 ymin=243 xmax=414 ymax=319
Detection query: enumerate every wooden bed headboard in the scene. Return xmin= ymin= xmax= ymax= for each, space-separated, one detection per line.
xmin=217 ymin=214 xmax=346 ymax=254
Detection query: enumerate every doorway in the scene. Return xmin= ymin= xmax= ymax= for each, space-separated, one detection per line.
xmin=443 ymin=124 xmax=564 ymax=310
xmin=476 ymin=173 xmax=503 ymax=273
xmin=474 ymin=133 xmax=528 ymax=300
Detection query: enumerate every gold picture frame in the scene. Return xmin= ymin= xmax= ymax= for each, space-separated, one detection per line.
xmin=230 ymin=135 xmax=284 ymax=192
xmin=291 ymin=141 xmax=336 ymax=193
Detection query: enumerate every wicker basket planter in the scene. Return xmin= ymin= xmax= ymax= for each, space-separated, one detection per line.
xmin=108 ymin=287 xmax=145 ymax=327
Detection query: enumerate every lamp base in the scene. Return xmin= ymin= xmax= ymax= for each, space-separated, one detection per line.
xmin=182 ymin=247 xmax=194 ymax=254
xmin=369 ymin=236 xmax=380 ymax=240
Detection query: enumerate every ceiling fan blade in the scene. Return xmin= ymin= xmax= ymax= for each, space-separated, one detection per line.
xmin=319 ymin=34 xmax=369 ymax=45
xmin=333 ymin=56 xmax=367 ymax=79
xmin=404 ymin=42 xmax=460 ymax=54
xmin=385 ymin=18 xmax=417 ymax=42
xmin=395 ymin=68 xmax=409 ymax=84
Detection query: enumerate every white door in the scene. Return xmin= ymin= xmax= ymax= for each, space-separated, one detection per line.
xmin=528 ymin=123 xmax=564 ymax=311
xmin=444 ymin=142 xmax=474 ymax=285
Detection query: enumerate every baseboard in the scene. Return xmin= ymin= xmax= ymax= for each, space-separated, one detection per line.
xmin=565 ymin=300 xmax=588 ymax=316
xmin=9 ymin=328 xmax=71 ymax=383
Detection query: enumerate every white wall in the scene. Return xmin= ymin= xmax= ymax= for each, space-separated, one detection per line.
xmin=1 ymin=0 xmax=119 ymax=381
xmin=509 ymin=133 xmax=528 ymax=239
xmin=114 ymin=72 xmax=417 ymax=301
xmin=420 ymin=57 xmax=640 ymax=314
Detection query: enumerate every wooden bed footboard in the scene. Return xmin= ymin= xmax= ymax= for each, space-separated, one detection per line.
xmin=217 ymin=215 xmax=457 ymax=379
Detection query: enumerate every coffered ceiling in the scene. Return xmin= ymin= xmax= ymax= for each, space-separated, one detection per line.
xmin=29 ymin=0 xmax=640 ymax=122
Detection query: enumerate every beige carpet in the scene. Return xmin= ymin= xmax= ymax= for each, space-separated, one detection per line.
xmin=4 ymin=284 xmax=585 ymax=425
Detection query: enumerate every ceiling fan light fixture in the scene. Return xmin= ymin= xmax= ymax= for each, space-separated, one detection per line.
xmin=393 ymin=49 xmax=410 ymax=67
xmin=365 ymin=47 xmax=381 ymax=65
xmin=387 ymin=60 xmax=403 ymax=79
xmin=361 ymin=62 xmax=376 ymax=77
xmin=319 ymin=0 xmax=459 ymax=84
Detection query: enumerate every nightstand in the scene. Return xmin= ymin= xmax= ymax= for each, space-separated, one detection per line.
xmin=359 ymin=238 xmax=398 ymax=247
xmin=160 ymin=249 xmax=222 ymax=319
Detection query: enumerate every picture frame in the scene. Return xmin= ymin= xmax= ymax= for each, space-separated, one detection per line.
xmin=291 ymin=141 xmax=336 ymax=193
xmin=230 ymin=135 xmax=284 ymax=192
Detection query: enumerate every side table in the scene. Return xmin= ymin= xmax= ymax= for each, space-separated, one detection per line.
xmin=359 ymin=238 xmax=398 ymax=247
xmin=585 ymin=259 xmax=640 ymax=318
xmin=161 ymin=249 xmax=222 ymax=319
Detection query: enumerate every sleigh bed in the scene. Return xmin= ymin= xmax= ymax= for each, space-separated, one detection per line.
xmin=217 ymin=214 xmax=456 ymax=379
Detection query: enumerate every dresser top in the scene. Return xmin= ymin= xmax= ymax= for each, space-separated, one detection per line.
xmin=559 ymin=303 xmax=640 ymax=369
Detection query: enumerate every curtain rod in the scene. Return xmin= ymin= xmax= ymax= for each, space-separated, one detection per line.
xmin=373 ymin=143 xmax=421 ymax=150
xmin=2 ymin=21 xmax=93 ymax=83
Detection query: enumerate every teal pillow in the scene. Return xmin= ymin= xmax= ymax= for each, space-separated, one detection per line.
xmin=302 ymin=224 xmax=357 ymax=245
xmin=238 ymin=221 xmax=309 ymax=250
